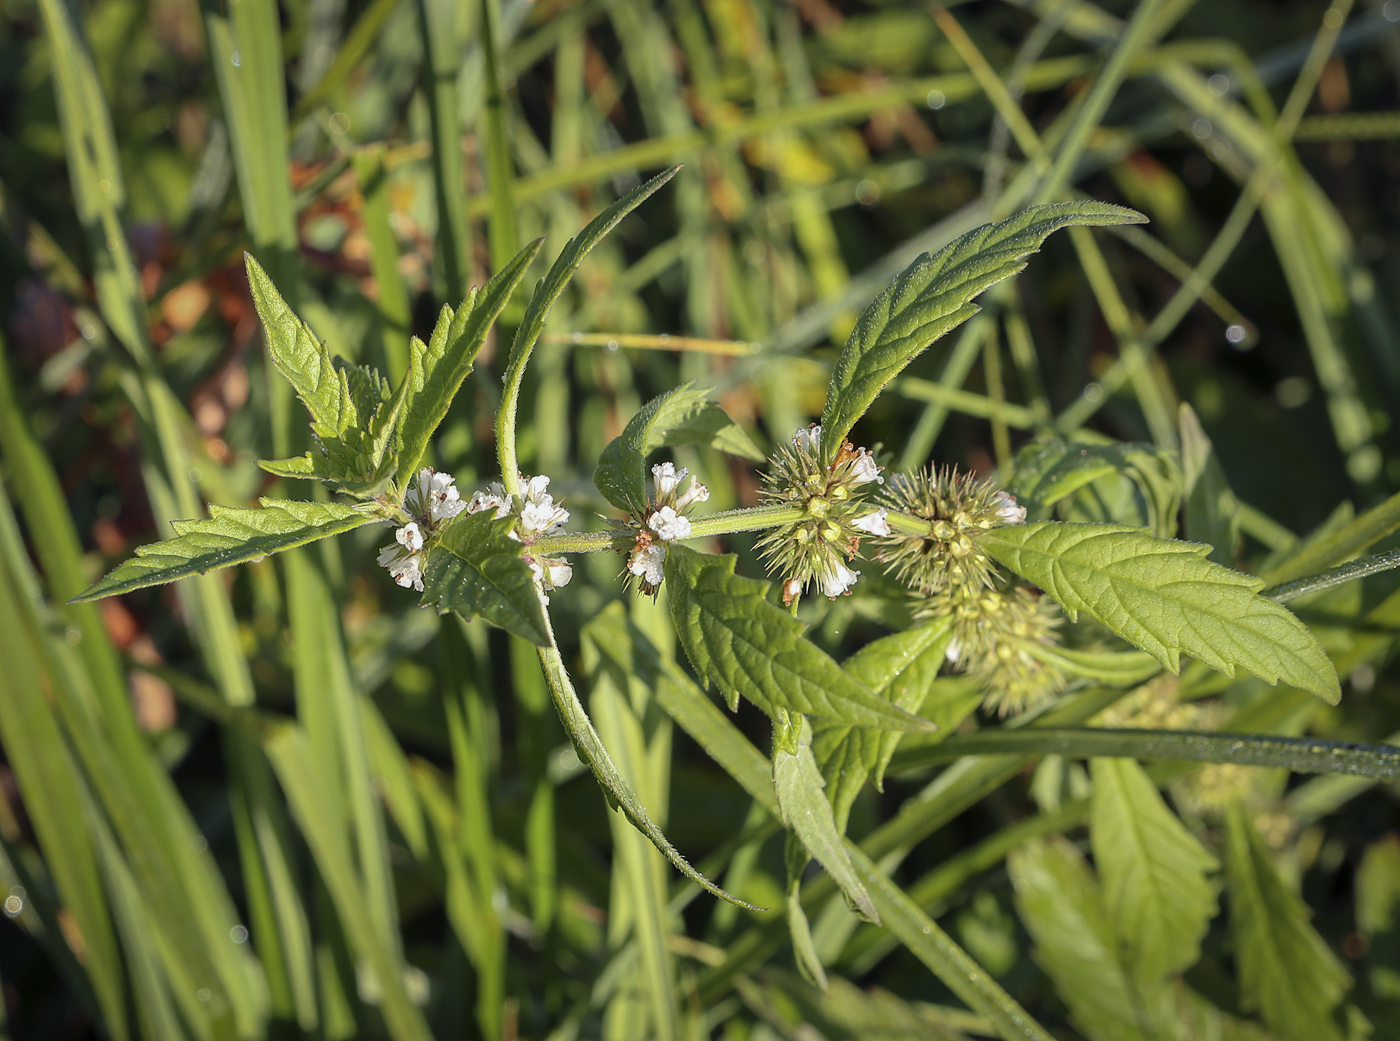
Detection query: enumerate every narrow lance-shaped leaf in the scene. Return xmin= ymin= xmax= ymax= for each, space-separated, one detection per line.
xmin=820 ymin=202 xmax=1145 ymax=456
xmin=419 ymin=510 xmax=550 ymax=647
xmin=663 ymin=544 xmax=935 ymax=732
xmin=594 ymin=382 xmax=763 ymax=513
xmin=1224 ymin=802 xmax=1351 ymax=1041
xmin=981 ymin=522 xmax=1340 ymax=703
xmin=1180 ymin=403 xmax=1241 ymax=566
xmin=396 ymin=239 xmax=542 ymax=480
xmin=72 ymin=500 xmax=376 ymax=602
xmin=1090 ymin=758 xmax=1219 ymax=981
xmin=774 ymin=713 xmax=878 ymax=925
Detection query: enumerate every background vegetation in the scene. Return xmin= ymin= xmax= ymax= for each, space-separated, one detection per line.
xmin=4 ymin=0 xmax=1400 ymax=1038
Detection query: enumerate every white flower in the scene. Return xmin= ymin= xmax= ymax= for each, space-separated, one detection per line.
xmin=396 ymin=522 xmax=424 ymax=552
xmin=818 ymin=560 xmax=860 ymax=599
xmin=793 ymin=425 xmax=822 ymax=453
xmin=376 ymin=542 xmax=425 ymax=592
xmin=994 ymin=491 xmax=1026 ymax=525
xmin=628 ymin=541 xmax=666 ymax=587
xmin=852 ymin=508 xmax=891 ymax=536
xmin=782 ymin=577 xmax=804 ymax=605
xmin=850 ymin=450 xmax=883 ymax=485
xmin=517 ymin=475 xmax=569 ymax=537
xmin=406 ymin=468 xmax=467 ymax=523
xmin=543 ymin=558 xmax=573 ymax=588
xmin=652 ymin=462 xmax=688 ymax=501
xmin=945 ymin=637 xmax=962 ymax=664
xmin=675 ymin=476 xmax=711 ymax=512
xmin=466 ymin=488 xmax=511 ymax=519
xmin=647 ymin=506 xmax=692 ymax=542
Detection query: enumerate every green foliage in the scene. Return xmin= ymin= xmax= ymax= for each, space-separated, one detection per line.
xmin=395 ymin=239 xmax=543 ymax=479
xmin=663 ymin=544 xmax=935 ymax=731
xmin=594 ymin=382 xmax=763 ymax=513
xmin=1008 ymin=438 xmax=1184 ymax=537
xmin=820 ymin=202 xmax=1145 ymax=454
xmin=981 ymin=522 xmax=1341 ymax=701
xmin=1090 ymin=758 xmax=1219 ymax=981
xmin=72 ymin=500 xmax=376 ymax=602
xmin=773 ymin=713 xmax=878 ymax=923
xmin=1225 ymin=803 xmax=1352 ymax=1041
xmin=420 ymin=511 xmax=550 ymax=647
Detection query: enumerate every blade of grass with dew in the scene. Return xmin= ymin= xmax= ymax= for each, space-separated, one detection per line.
xmin=439 ymin=620 xmax=507 ymax=1041
xmin=587 ymin=639 xmax=681 ymax=1041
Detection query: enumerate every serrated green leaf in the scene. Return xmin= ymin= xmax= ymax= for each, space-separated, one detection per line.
xmin=1009 ymin=837 xmax=1164 ymax=1041
xmin=71 ymin=499 xmax=375 ymax=602
xmin=774 ymin=713 xmax=878 ymax=924
xmin=820 ymin=202 xmax=1145 ymax=454
xmin=420 ymin=510 xmax=549 ymax=646
xmin=663 ymin=545 xmax=935 ymax=732
xmin=981 ymin=522 xmax=1340 ymax=703
xmin=1225 ymin=802 xmax=1351 ymax=1041
xmin=1180 ymin=404 xmax=1241 ymax=566
xmin=594 ymin=382 xmax=764 ymax=513
xmin=247 ymin=256 xmax=399 ymax=494
xmin=1090 ymin=758 xmax=1219 ymax=981
xmin=396 ymin=239 xmax=542 ymax=479
xmin=811 ymin=620 xmax=960 ymax=835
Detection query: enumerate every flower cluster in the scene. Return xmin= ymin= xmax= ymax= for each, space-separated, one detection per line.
xmin=376 ymin=468 xmax=468 ymax=591
xmin=627 ymin=462 xmax=710 ymax=594
xmin=874 ymin=466 xmax=1025 ymax=596
xmin=754 ymin=425 xmax=889 ymax=602
xmin=465 ymin=475 xmax=573 ymax=600
xmin=920 ymin=583 xmax=1066 ymax=716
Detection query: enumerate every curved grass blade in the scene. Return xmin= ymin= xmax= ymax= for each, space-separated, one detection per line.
xmin=72 ymin=500 xmax=377 ymax=602
xmin=664 ymin=545 xmax=936 ymax=732
xmin=981 ymin=522 xmax=1340 ymax=703
xmin=890 ymin=728 xmax=1400 ymax=780
xmin=534 ymin=612 xmax=759 ymax=910
xmin=497 ymin=166 xmax=680 ymax=487
xmin=820 ymin=202 xmax=1145 ymax=456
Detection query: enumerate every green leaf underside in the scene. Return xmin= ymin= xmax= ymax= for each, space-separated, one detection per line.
xmin=594 ymin=382 xmax=763 ymax=513
xmin=663 ymin=545 xmax=934 ymax=732
xmin=72 ymin=500 xmax=374 ymax=602
xmin=981 ymin=522 xmax=1340 ymax=703
xmin=1090 ymin=758 xmax=1219 ymax=981
xmin=504 ymin=167 xmax=680 ymax=398
xmin=774 ymin=715 xmax=878 ymax=923
xmin=397 ymin=240 xmax=542 ymax=479
xmin=1225 ymin=803 xmax=1351 ymax=1041
xmin=820 ymin=202 xmax=1145 ymax=454
xmin=1009 ymin=438 xmax=1182 ymax=536
xmin=811 ymin=620 xmax=957 ymax=835
xmin=420 ymin=511 xmax=550 ymax=647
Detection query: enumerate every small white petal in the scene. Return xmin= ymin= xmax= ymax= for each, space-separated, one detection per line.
xmin=852 ymin=508 xmax=891 ymax=536
xmin=651 ymin=462 xmax=686 ymax=501
xmin=994 ymin=491 xmax=1027 ymax=525
xmin=945 ymin=638 xmax=962 ymax=664
xmin=675 ymin=477 xmax=710 ymax=512
xmin=523 ymin=474 xmax=552 ymax=503
xmin=647 ymin=506 xmax=692 ymax=542
xmin=783 ymin=577 xmax=804 ymax=604
xmin=792 ymin=425 xmax=822 ymax=453
xmin=818 ymin=561 xmax=860 ymax=599
xmin=377 ymin=544 xmax=402 ymax=567
xmin=628 ymin=542 xmax=666 ymax=587
xmin=544 ymin=558 xmax=573 ymax=588
xmin=466 ymin=489 xmax=510 ymax=518
xmin=850 ymin=450 xmax=883 ymax=485
xmin=396 ymin=522 xmax=424 ymax=552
